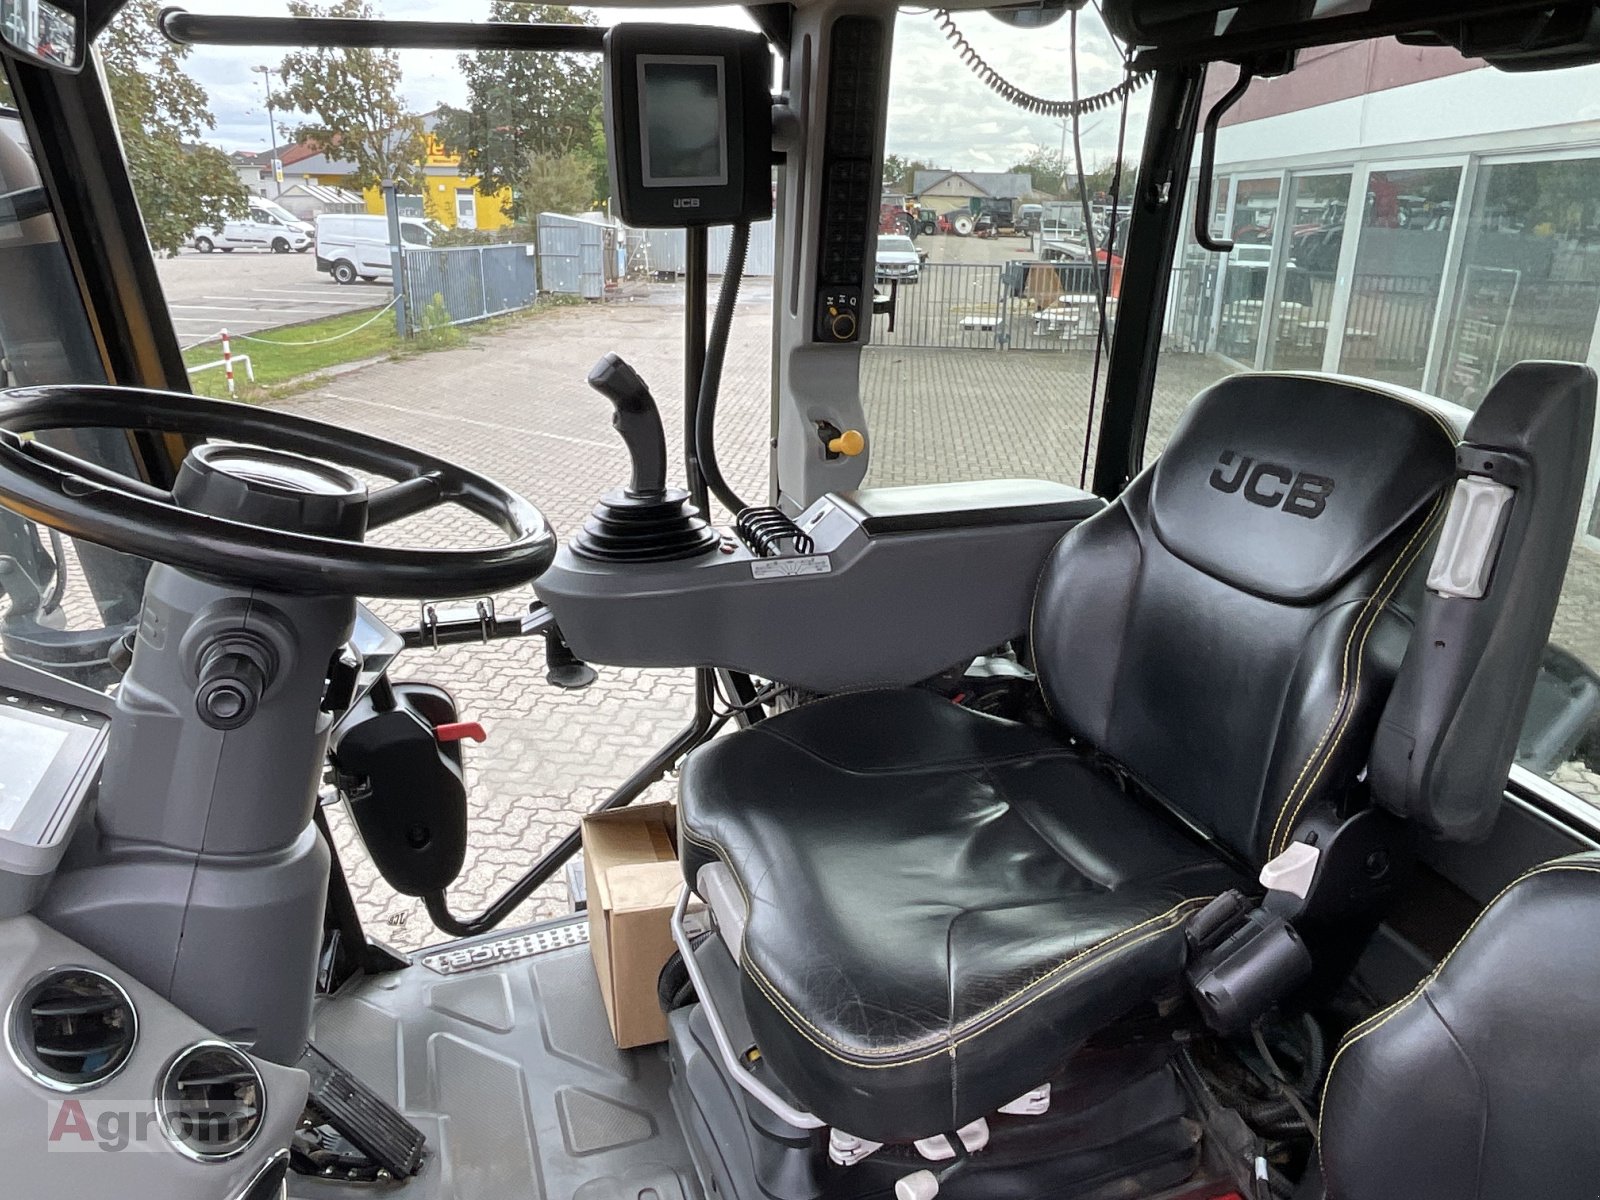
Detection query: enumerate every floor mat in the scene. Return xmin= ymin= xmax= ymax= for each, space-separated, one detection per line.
xmin=289 ymin=918 xmax=702 ymax=1200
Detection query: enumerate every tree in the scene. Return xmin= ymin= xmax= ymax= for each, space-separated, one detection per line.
xmin=277 ymin=0 xmax=426 ymax=192
xmin=882 ymin=154 xmax=931 ymax=194
xmin=1084 ymin=157 xmax=1138 ymax=205
xmin=1009 ymin=147 xmax=1072 ymax=198
xmin=513 ymin=148 xmax=594 ymax=223
xmin=433 ymin=3 xmax=602 ymax=217
xmin=98 ymin=0 xmax=246 ymax=256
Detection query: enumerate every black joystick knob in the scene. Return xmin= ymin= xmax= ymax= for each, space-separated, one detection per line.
xmin=195 ymin=636 xmax=274 ymax=731
xmin=573 ymin=354 xmax=719 ymax=563
xmin=587 ymin=352 xmax=669 ymax=498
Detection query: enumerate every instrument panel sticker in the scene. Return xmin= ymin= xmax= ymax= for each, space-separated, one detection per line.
xmin=750 ymin=554 xmax=833 ymax=579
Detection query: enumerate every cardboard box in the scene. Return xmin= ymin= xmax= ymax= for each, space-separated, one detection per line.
xmin=582 ymin=802 xmax=696 ymax=1049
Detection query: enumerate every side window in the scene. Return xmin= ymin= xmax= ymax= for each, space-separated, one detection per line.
xmin=0 ymin=85 xmax=103 ymax=387
xmin=862 ymin=8 xmax=1148 ymax=491
xmin=1152 ymin=52 xmax=1600 ymax=799
xmin=0 ymin=65 xmax=150 ymax=674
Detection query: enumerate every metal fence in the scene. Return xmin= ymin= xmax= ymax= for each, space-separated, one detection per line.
xmin=1503 ymin=280 xmax=1600 ymax=363
xmin=869 ymin=261 xmax=1114 ymax=351
xmin=1337 ymin=273 xmax=1441 ymax=379
xmin=627 ymin=221 xmax=779 ymax=278
xmin=536 ymin=214 xmax=607 ymax=299
xmin=402 ymin=243 xmax=539 ymax=332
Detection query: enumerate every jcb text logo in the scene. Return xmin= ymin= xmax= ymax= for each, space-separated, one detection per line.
xmin=1208 ymin=450 xmax=1335 ymax=519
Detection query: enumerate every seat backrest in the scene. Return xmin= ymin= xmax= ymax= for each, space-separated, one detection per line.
xmin=1319 ymin=852 xmax=1600 ymax=1200
xmin=1033 ymin=373 xmax=1462 ymax=865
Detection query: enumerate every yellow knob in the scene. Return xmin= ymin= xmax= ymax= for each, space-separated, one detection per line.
xmin=827 ymin=429 xmax=865 ymax=457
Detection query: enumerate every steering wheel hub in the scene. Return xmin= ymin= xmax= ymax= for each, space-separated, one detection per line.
xmin=174 ymin=444 xmax=370 ymax=540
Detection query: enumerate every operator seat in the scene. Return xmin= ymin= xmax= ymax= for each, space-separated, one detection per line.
xmin=677 ymin=367 xmax=1584 ymax=1144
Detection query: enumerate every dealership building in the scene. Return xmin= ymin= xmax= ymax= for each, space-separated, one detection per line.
xmin=1165 ymin=40 xmax=1600 ymax=538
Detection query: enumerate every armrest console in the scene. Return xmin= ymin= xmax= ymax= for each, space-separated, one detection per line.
xmin=536 ymin=478 xmax=1105 ymax=692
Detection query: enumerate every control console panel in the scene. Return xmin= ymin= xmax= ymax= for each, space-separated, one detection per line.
xmin=536 ymin=479 xmax=1104 ymax=693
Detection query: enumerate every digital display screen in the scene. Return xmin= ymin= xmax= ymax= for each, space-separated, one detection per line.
xmin=638 ymin=56 xmax=728 ymax=188
xmin=0 ymin=713 xmax=68 ymax=832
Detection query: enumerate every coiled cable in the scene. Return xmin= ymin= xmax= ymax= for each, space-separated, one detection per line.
xmin=932 ymin=9 xmax=1152 ymax=118
xmin=735 ymin=506 xmax=815 ymax=558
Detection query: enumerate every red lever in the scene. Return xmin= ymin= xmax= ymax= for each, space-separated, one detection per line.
xmin=434 ymin=721 xmax=487 ymax=744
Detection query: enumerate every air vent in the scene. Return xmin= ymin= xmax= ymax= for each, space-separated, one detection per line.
xmin=159 ymin=1041 xmax=266 ymax=1161
xmin=7 ymin=967 xmax=137 ymax=1092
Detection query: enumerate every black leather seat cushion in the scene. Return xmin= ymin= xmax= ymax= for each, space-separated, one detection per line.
xmin=678 ymin=689 xmax=1243 ymax=1141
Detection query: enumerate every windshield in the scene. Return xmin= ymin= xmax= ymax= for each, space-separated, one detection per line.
xmin=877 ymin=236 xmax=915 ymax=254
xmin=90 ymin=0 xmax=1141 ymax=941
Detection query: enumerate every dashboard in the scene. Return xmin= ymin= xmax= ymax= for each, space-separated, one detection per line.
xmin=0 ymin=657 xmax=303 ymax=1197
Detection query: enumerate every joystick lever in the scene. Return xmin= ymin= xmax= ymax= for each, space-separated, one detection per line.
xmin=587 ymin=353 xmax=668 ymax=499
xmin=572 ymin=353 xmax=719 ymax=563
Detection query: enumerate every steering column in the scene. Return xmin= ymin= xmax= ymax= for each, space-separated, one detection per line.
xmin=0 ymin=384 xmax=556 ymax=1065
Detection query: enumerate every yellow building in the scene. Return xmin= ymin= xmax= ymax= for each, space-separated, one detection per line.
xmin=361 ymin=125 xmax=513 ymax=232
xmin=277 ymin=124 xmax=512 ymax=232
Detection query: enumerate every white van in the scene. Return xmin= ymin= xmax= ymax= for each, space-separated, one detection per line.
xmin=315 ymin=213 xmax=434 ymax=284
xmin=191 ymin=198 xmax=314 ymax=254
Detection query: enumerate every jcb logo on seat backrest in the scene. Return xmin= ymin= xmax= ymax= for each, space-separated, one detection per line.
xmin=1208 ymin=450 xmax=1335 ymax=520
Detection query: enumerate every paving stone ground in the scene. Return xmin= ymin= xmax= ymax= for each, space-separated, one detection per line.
xmin=280 ymin=287 xmax=1600 ymax=951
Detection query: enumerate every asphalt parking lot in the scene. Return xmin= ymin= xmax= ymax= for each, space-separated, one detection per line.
xmin=154 ymin=248 xmax=389 ymax=346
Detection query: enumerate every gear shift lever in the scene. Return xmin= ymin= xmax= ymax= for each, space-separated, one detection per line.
xmin=587 ymin=352 xmax=668 ymax=498
xmin=571 ymin=354 xmax=719 ymax=563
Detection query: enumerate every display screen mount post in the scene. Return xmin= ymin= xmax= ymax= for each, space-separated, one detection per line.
xmin=603 ymin=24 xmax=772 ymax=228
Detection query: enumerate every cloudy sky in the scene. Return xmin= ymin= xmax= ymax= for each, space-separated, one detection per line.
xmin=180 ymin=1 xmax=1148 ymax=175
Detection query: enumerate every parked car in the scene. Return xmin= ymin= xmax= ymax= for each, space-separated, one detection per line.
xmin=315 ymin=213 xmax=434 ymax=284
xmin=1017 ymin=203 xmax=1043 ymax=234
xmin=874 ymin=234 xmax=921 ymax=284
xmin=190 ymin=198 xmax=313 ymax=254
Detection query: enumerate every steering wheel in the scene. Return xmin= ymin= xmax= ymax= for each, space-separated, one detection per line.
xmin=0 ymin=385 xmax=557 ymax=597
